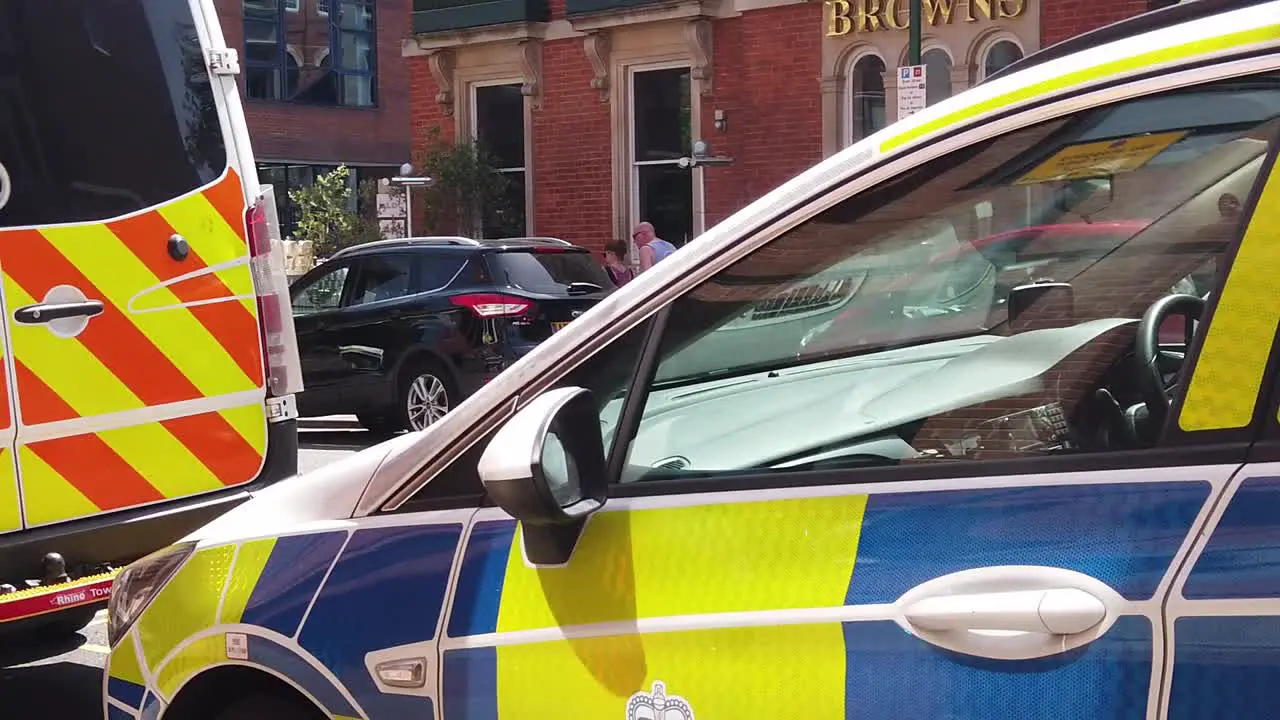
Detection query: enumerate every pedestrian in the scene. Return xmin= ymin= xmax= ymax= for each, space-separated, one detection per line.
xmin=632 ymin=221 xmax=677 ymax=273
xmin=602 ymin=239 xmax=634 ymax=286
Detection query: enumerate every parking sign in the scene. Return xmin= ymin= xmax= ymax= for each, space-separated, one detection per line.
xmin=898 ymin=64 xmax=927 ymax=119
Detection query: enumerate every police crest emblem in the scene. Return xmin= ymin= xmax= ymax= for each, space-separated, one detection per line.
xmin=626 ymin=681 xmax=695 ymax=720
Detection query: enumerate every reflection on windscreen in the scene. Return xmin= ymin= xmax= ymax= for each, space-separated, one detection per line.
xmin=653 ymin=77 xmax=1280 ymax=385
xmin=490 ymin=251 xmax=614 ymax=293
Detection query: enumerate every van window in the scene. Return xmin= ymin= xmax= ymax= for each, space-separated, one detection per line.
xmin=0 ymin=0 xmax=227 ymax=228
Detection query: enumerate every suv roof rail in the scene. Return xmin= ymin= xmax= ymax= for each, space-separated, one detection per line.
xmin=480 ymin=236 xmax=575 ymax=246
xmin=329 ymin=236 xmax=481 ymax=258
xmin=981 ymin=0 xmax=1274 ymax=86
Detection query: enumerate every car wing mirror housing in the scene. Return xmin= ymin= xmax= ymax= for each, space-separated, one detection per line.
xmin=478 ymin=386 xmax=608 ymax=565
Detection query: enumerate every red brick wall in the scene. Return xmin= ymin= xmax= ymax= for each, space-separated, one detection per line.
xmin=1040 ymin=0 xmax=1148 ymax=48
xmin=701 ymin=3 xmax=823 ymax=228
xmin=214 ymin=0 xmax=411 ymax=165
xmin=531 ymin=38 xmax=615 ymax=250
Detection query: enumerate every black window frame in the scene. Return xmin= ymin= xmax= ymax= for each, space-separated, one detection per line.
xmin=631 ymin=66 xmax=695 ymax=248
xmin=472 ymin=82 xmax=527 ymax=239
xmin=241 ymin=0 xmax=377 ymax=107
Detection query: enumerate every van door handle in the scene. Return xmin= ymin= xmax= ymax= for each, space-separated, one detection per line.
xmin=13 ymin=300 xmax=105 ymax=325
xmin=903 ymin=587 xmax=1106 ymax=635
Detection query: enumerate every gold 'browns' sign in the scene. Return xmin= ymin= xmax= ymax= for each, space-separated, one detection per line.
xmin=826 ymin=0 xmax=1028 ymax=37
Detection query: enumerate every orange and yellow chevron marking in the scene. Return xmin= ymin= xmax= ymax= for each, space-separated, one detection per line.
xmin=0 ymin=172 xmax=262 ymax=426
xmin=15 ymin=402 xmax=264 ymax=528
xmin=0 ymin=450 xmax=20 ymax=534
xmin=0 ymin=170 xmax=269 ymax=526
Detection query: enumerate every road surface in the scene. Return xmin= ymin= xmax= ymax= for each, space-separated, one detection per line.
xmin=1 ymin=426 xmax=376 ymax=719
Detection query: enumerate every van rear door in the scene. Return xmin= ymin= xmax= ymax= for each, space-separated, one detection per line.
xmin=0 ymin=0 xmax=272 ymax=531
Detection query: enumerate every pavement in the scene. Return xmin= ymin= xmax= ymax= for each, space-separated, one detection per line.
xmin=0 ymin=424 xmax=379 ymax=719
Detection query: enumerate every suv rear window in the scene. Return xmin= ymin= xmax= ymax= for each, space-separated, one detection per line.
xmin=0 ymin=0 xmax=226 ymax=228
xmin=487 ymin=249 xmax=615 ymax=293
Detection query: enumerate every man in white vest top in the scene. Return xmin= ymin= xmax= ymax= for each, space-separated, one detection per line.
xmin=633 ymin=221 xmax=677 ymax=273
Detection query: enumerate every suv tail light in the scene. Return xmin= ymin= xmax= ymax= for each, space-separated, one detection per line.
xmin=450 ymin=293 xmax=533 ymax=318
xmin=245 ymin=184 xmax=304 ymax=397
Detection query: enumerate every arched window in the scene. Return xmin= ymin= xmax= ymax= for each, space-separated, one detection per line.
xmin=923 ymin=48 xmax=953 ymax=106
xmin=983 ymin=40 xmax=1024 ymax=80
xmin=849 ymin=54 xmax=886 ymax=145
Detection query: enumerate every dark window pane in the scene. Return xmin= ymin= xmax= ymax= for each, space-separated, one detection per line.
xmin=923 ymin=49 xmax=953 ymax=106
xmin=488 ymin=250 xmax=613 ymax=294
xmin=244 ymin=20 xmax=278 ymax=63
xmin=244 ymin=0 xmax=278 ymax=18
xmin=0 ymin=0 xmax=227 ymax=227
xmin=637 ymin=163 xmax=693 ymax=247
xmin=341 ymin=73 xmax=374 ymax=107
xmin=474 ymin=84 xmax=524 ymax=170
xmin=633 ymin=68 xmax=691 ymax=162
xmin=851 ymin=55 xmax=886 ymax=143
xmin=349 ymin=255 xmax=414 ymax=305
xmin=482 ymin=171 xmax=525 ymax=239
xmin=984 ymin=41 xmax=1024 ymax=79
xmin=340 ymin=31 xmax=373 ymax=71
xmin=279 ymin=0 xmax=333 ymax=104
xmin=246 ymin=66 xmax=281 ymax=100
xmin=415 ymin=254 xmax=467 ymax=291
xmin=339 ymin=0 xmax=373 ymax=30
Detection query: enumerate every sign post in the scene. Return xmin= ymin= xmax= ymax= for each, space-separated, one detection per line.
xmin=897 ymin=64 xmax=927 ymax=119
xmin=908 ymin=0 xmax=921 ymax=64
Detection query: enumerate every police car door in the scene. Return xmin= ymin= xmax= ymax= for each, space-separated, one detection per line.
xmin=434 ymin=66 xmax=1280 ymax=718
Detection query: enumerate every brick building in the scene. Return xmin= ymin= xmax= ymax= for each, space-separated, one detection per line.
xmin=217 ymin=0 xmax=413 ymax=234
xmin=404 ymin=0 xmax=1178 ymax=255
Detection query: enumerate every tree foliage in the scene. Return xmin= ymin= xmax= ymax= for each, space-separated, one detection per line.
xmin=415 ymin=126 xmax=514 ymax=236
xmin=289 ymin=165 xmax=381 ymax=257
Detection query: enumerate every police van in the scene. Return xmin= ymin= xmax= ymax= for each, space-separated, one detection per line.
xmin=105 ymin=1 xmax=1280 ymax=718
xmin=0 ymin=0 xmax=302 ymax=640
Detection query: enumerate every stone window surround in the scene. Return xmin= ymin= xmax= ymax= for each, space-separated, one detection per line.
xmin=821 ymin=4 xmax=1040 ymax=157
xmin=404 ymin=0 xmax=769 ymax=245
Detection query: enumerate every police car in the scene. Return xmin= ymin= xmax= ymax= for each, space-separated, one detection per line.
xmin=105 ymin=1 xmax=1280 ymax=718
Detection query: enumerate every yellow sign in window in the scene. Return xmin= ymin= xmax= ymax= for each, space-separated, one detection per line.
xmin=1015 ymin=130 xmax=1189 ymax=185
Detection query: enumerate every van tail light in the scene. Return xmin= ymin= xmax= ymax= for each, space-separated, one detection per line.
xmin=245 ymin=184 xmax=304 ymax=398
xmin=449 ymin=293 xmax=533 ymax=318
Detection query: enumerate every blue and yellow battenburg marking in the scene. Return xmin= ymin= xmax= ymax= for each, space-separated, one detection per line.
xmin=442 ymin=482 xmax=1208 ymax=720
xmin=106 ymin=481 xmax=1212 ymax=719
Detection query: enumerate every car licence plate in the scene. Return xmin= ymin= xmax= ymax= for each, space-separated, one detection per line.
xmin=552 ymin=322 xmax=570 ymax=332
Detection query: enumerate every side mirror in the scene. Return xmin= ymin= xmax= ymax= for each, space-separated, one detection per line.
xmin=478 ymin=387 xmax=608 ymax=565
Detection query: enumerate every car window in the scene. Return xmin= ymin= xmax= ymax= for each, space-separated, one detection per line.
xmin=602 ymin=73 xmax=1280 ymax=482
xmin=393 ymin=317 xmax=655 ymax=512
xmin=416 ymin=253 xmax=467 ymax=292
xmin=291 ymin=264 xmax=350 ymax=315
xmin=487 ymin=249 xmax=615 ymax=294
xmin=348 ymin=254 xmax=414 ymax=306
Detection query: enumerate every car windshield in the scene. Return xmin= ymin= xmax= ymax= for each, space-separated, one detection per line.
xmin=650 ymin=82 xmax=1280 ymax=386
xmin=487 ymin=249 xmax=614 ymax=294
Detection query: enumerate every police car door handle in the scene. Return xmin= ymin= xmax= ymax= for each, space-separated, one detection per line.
xmin=903 ymin=587 xmax=1106 ymax=635
xmin=13 ymin=300 xmax=106 ymax=325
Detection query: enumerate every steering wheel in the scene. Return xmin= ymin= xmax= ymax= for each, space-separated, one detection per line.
xmin=1135 ymin=293 xmax=1205 ymax=432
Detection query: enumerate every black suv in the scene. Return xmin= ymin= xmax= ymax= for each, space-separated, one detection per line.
xmin=288 ymin=236 xmax=614 ymax=432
